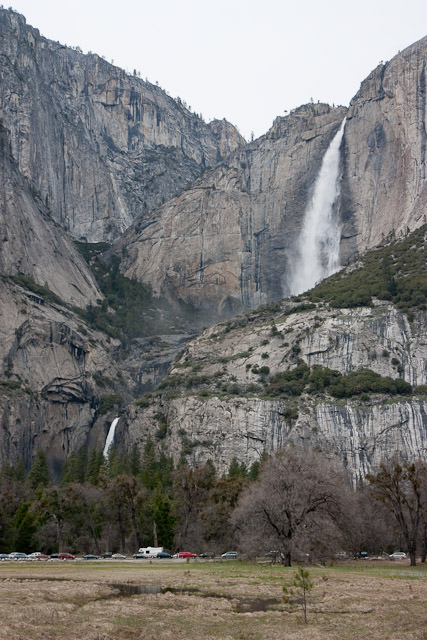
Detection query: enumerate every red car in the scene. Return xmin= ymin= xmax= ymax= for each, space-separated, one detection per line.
xmin=177 ymin=551 xmax=197 ymax=558
xmin=57 ymin=552 xmax=75 ymax=560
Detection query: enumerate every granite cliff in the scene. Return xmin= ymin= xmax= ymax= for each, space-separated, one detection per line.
xmin=0 ymin=276 xmax=111 ymax=470
xmin=0 ymin=123 xmax=100 ymax=307
xmin=120 ymin=283 xmax=427 ymax=482
xmin=0 ymin=9 xmax=244 ymax=243
xmin=0 ymin=267 xmax=190 ymax=469
xmin=339 ymin=36 xmax=427 ymax=260
xmin=114 ymin=37 xmax=427 ymax=315
xmin=0 ymin=8 xmax=426 ymax=476
xmin=114 ymin=103 xmax=347 ymax=316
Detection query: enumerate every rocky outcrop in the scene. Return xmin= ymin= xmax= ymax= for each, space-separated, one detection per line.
xmin=0 ymin=9 xmax=244 ymax=242
xmin=176 ymin=302 xmax=427 ymax=387
xmin=340 ymin=36 xmax=427 ymax=261
xmin=0 ymin=123 xmax=100 ymax=307
xmin=124 ymin=394 xmax=427 ymax=483
xmin=0 ymin=272 xmax=196 ymax=469
xmin=120 ymin=299 xmax=427 ymax=481
xmin=0 ymin=276 xmax=125 ymax=468
xmin=115 ymin=104 xmax=347 ymax=316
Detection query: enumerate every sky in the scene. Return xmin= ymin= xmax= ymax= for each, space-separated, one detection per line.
xmin=8 ymin=0 xmax=427 ymax=140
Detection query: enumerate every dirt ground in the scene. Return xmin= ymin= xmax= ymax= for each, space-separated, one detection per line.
xmin=0 ymin=559 xmax=426 ymax=639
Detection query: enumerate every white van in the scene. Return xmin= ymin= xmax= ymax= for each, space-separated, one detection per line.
xmin=135 ymin=547 xmax=164 ymax=558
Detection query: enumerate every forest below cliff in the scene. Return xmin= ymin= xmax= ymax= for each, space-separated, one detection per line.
xmin=1 ymin=440 xmax=427 ymax=566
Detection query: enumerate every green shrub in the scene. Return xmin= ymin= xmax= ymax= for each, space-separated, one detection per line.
xmin=414 ymin=385 xmax=427 ymax=395
xmin=155 ymin=413 xmax=168 ymax=440
xmin=265 ymin=364 xmax=412 ymax=399
xmin=135 ymin=395 xmax=152 ymax=408
xmin=0 ymin=380 xmax=22 ymax=390
xmin=265 ymin=363 xmax=310 ymax=397
xmin=97 ymin=394 xmax=122 ymax=415
xmin=307 ymin=366 xmax=341 ymax=393
xmin=306 ymin=224 xmax=427 ymax=313
xmin=328 ymin=369 xmax=412 ymax=398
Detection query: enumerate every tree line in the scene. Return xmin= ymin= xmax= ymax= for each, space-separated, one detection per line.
xmin=0 ymin=442 xmax=426 ymax=566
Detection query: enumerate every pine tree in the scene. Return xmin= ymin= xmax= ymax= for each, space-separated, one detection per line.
xmin=27 ymin=450 xmax=50 ymax=490
xmin=87 ymin=449 xmax=103 ymax=485
xmin=129 ymin=444 xmax=141 ymax=476
xmin=152 ymin=486 xmax=175 ymax=549
xmin=61 ymin=452 xmax=80 ymax=484
xmin=13 ymin=501 xmax=37 ymax=552
xmin=140 ymin=437 xmax=157 ymax=489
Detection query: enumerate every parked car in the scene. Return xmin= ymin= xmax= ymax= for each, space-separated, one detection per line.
xmin=176 ymin=551 xmax=197 ymax=558
xmin=199 ymin=551 xmax=215 ymax=558
xmin=156 ymin=551 xmax=172 ymax=559
xmin=111 ymin=553 xmax=127 ymax=559
xmin=133 ymin=553 xmax=147 ymax=559
xmin=28 ymin=552 xmax=49 ymax=559
xmin=389 ymin=551 xmax=407 ymax=559
xmin=8 ymin=552 xmax=28 ymax=559
xmin=58 ymin=552 xmax=75 ymax=560
xmin=101 ymin=552 xmax=112 ymax=558
xmin=50 ymin=553 xmax=59 ymax=559
xmin=221 ymin=551 xmax=238 ymax=559
xmin=83 ymin=554 xmax=99 ymax=560
xmin=0 ymin=553 xmax=10 ymax=559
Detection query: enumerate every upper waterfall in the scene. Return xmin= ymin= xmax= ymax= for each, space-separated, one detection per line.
xmin=289 ymin=119 xmax=346 ymax=296
xmin=103 ymin=417 xmax=120 ymax=459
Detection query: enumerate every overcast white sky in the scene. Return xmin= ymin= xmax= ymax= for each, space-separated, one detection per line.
xmin=8 ymin=0 xmax=427 ymax=139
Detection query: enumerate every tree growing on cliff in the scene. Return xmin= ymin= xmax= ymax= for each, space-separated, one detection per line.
xmin=232 ymin=447 xmax=349 ymax=565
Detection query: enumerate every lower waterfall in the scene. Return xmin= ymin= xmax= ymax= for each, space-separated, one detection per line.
xmin=103 ymin=417 xmax=120 ymax=459
xmin=289 ymin=119 xmax=346 ymax=296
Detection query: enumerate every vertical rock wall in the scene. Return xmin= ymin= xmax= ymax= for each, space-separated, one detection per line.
xmin=340 ymin=36 xmax=427 ymax=261
xmin=116 ymin=104 xmax=347 ymax=314
xmin=0 ymin=9 xmax=244 ymax=242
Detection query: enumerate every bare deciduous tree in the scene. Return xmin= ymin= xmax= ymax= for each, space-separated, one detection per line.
xmin=367 ymin=458 xmax=427 ymax=566
xmin=233 ymin=447 xmax=349 ymax=565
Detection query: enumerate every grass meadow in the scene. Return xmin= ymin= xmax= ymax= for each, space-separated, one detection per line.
xmin=0 ymin=559 xmax=426 ymax=639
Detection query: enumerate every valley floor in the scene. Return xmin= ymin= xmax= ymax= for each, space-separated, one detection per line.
xmin=0 ymin=559 xmax=425 ymax=639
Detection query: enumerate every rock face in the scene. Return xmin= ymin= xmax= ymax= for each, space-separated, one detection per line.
xmin=1 ymin=7 xmax=427 ymax=477
xmin=340 ymin=36 xmax=427 ymax=261
xmin=116 ymin=104 xmax=347 ymax=316
xmin=115 ymin=36 xmax=427 ymax=314
xmin=0 ymin=270 xmax=195 ymax=469
xmin=125 ymin=394 xmax=427 ymax=483
xmin=0 ymin=9 xmax=244 ymax=242
xmin=0 ymin=124 xmax=101 ymax=307
xmin=121 ymin=299 xmax=427 ymax=481
xmin=0 ymin=277 xmax=114 ymax=468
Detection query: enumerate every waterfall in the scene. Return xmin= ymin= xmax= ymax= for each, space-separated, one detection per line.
xmin=289 ymin=119 xmax=346 ymax=296
xmin=103 ymin=417 xmax=120 ymax=459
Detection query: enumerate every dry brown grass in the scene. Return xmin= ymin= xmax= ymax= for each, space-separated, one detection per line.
xmin=0 ymin=560 xmax=426 ymax=639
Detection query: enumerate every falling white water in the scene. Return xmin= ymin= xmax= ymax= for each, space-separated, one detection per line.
xmin=103 ymin=417 xmax=120 ymax=459
xmin=289 ymin=119 xmax=346 ymax=296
